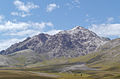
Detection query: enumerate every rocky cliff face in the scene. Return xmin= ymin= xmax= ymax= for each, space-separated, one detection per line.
xmin=0 ymin=26 xmax=110 ymax=58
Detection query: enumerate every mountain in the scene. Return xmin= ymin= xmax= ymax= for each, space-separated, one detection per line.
xmin=86 ymin=38 xmax=120 ymax=69
xmin=60 ymin=38 xmax=120 ymax=71
xmin=34 ymin=38 xmax=120 ymax=72
xmin=0 ymin=55 xmax=17 ymax=66
xmin=0 ymin=26 xmax=110 ymax=59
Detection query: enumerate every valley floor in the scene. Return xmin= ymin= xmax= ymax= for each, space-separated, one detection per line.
xmin=0 ymin=66 xmax=120 ymax=79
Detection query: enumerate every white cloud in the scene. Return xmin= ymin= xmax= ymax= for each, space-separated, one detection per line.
xmin=11 ymin=12 xmax=19 ymax=16
xmin=85 ymin=18 xmax=97 ymax=23
xmin=45 ymin=29 xmax=61 ymax=35
xmin=66 ymin=0 xmax=80 ymax=9
xmin=12 ymin=0 xmax=39 ymax=17
xmin=0 ymin=15 xmax=4 ymax=22
xmin=0 ymin=38 xmax=25 ymax=51
xmin=89 ymin=24 xmax=120 ymax=37
xmin=46 ymin=3 xmax=59 ymax=12
xmin=46 ymin=22 xmax=54 ymax=27
xmin=14 ymin=0 xmax=39 ymax=12
xmin=0 ymin=21 xmax=53 ymax=31
xmin=6 ymin=30 xmax=40 ymax=36
xmin=11 ymin=12 xmax=30 ymax=17
xmin=31 ymin=22 xmax=54 ymax=29
xmin=74 ymin=0 xmax=80 ymax=3
xmin=72 ymin=0 xmax=80 ymax=8
xmin=107 ymin=17 xmax=114 ymax=23
xmin=0 ymin=21 xmax=29 ymax=31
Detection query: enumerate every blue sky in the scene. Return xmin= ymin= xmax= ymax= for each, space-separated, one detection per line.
xmin=0 ymin=0 xmax=120 ymax=50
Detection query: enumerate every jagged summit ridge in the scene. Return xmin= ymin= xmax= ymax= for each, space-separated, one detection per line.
xmin=71 ymin=26 xmax=85 ymax=30
xmin=58 ymin=26 xmax=96 ymax=36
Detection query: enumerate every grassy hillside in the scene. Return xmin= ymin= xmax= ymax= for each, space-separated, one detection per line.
xmin=65 ymin=38 xmax=120 ymax=70
xmin=0 ymin=70 xmax=57 ymax=79
xmin=7 ymin=49 xmax=49 ymax=66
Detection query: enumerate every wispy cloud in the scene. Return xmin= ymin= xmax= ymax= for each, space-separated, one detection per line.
xmin=72 ymin=0 xmax=80 ymax=8
xmin=11 ymin=0 xmax=39 ymax=17
xmin=0 ymin=21 xmax=54 ymax=31
xmin=46 ymin=3 xmax=59 ymax=12
xmin=0 ymin=15 xmax=4 ymax=22
xmin=0 ymin=21 xmax=29 ymax=31
xmin=107 ymin=17 xmax=114 ymax=23
xmin=14 ymin=0 xmax=39 ymax=12
xmin=89 ymin=24 xmax=120 ymax=38
xmin=85 ymin=17 xmax=97 ymax=24
xmin=5 ymin=30 xmax=40 ymax=36
xmin=66 ymin=0 xmax=80 ymax=9
xmin=11 ymin=12 xmax=31 ymax=17
xmin=45 ymin=29 xmax=61 ymax=35
xmin=0 ymin=38 xmax=25 ymax=51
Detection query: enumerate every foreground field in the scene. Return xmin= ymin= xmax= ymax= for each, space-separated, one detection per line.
xmin=0 ymin=70 xmax=57 ymax=79
xmin=0 ymin=70 xmax=92 ymax=79
xmin=0 ymin=66 xmax=120 ymax=79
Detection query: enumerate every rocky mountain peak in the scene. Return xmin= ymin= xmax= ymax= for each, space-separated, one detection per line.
xmin=0 ymin=26 xmax=110 ymax=58
xmin=58 ymin=26 xmax=89 ymax=35
xmin=71 ymin=26 xmax=85 ymax=30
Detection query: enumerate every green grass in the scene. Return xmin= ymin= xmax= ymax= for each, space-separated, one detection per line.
xmin=0 ymin=70 xmax=57 ymax=79
xmin=0 ymin=65 xmax=120 ymax=79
